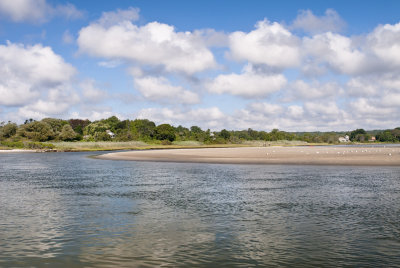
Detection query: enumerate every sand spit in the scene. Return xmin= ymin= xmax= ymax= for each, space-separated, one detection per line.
xmin=96 ymin=146 xmax=400 ymax=166
xmin=0 ymin=149 xmax=37 ymax=153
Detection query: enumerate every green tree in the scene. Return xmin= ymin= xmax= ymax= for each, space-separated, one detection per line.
xmin=258 ymin=131 xmax=268 ymax=140
xmin=219 ymin=129 xmax=230 ymax=140
xmin=392 ymin=128 xmax=400 ymax=142
xmin=59 ymin=125 xmax=77 ymax=141
xmin=267 ymin=129 xmax=284 ymax=141
xmin=155 ymin=124 xmax=176 ymax=141
xmin=84 ymin=121 xmax=110 ymax=140
xmin=41 ymin=118 xmax=68 ymax=136
xmin=247 ymin=128 xmax=258 ymax=140
xmin=102 ymin=116 xmax=120 ymax=131
xmin=235 ymin=130 xmax=250 ymax=140
xmin=18 ymin=121 xmax=54 ymax=141
xmin=95 ymin=132 xmax=112 ymax=141
xmin=68 ymin=119 xmax=91 ymax=135
xmin=131 ymin=119 xmax=156 ymax=140
xmin=376 ymin=130 xmax=394 ymax=142
xmin=115 ymin=120 xmax=130 ymax=131
xmin=115 ymin=129 xmax=134 ymax=141
xmin=190 ymin=126 xmax=202 ymax=134
xmin=175 ymin=125 xmax=190 ymax=141
xmin=190 ymin=125 xmax=207 ymax=141
xmin=0 ymin=123 xmax=17 ymax=138
xmin=204 ymin=129 xmax=212 ymax=143
xmin=350 ymin=129 xmax=367 ymax=141
xmin=84 ymin=122 xmax=109 ymax=136
xmin=24 ymin=118 xmax=34 ymax=124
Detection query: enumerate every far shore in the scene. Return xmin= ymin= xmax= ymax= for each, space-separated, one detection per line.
xmin=96 ymin=146 xmax=400 ymax=166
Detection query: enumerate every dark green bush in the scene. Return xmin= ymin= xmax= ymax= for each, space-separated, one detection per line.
xmin=161 ymin=140 xmax=172 ymax=145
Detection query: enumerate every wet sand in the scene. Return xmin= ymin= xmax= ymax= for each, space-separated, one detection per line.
xmin=96 ymin=146 xmax=400 ymax=166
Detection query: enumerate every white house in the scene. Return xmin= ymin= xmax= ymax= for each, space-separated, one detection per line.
xmin=106 ymin=130 xmax=115 ymax=138
xmin=338 ymin=135 xmax=350 ymax=143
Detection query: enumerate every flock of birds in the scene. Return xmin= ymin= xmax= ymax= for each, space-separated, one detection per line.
xmin=264 ymin=146 xmax=399 ymax=157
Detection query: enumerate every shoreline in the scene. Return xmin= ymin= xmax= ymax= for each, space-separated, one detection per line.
xmin=0 ymin=149 xmax=38 ymax=153
xmin=96 ymin=146 xmax=400 ymax=166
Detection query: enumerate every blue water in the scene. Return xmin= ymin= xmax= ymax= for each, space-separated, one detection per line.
xmin=1 ymin=152 xmax=400 ymax=267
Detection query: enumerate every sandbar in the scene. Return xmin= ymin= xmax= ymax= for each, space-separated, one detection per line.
xmin=96 ymin=146 xmax=400 ymax=166
xmin=0 ymin=149 xmax=37 ymax=153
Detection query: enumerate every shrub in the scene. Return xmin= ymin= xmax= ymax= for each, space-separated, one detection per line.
xmin=0 ymin=141 xmax=54 ymax=149
xmin=161 ymin=140 xmax=172 ymax=145
xmin=24 ymin=142 xmax=55 ymax=149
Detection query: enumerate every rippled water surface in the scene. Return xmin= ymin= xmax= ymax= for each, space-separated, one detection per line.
xmin=1 ymin=152 xmax=400 ymax=267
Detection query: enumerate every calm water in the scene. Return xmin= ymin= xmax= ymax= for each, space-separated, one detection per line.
xmin=1 ymin=152 xmax=400 ymax=267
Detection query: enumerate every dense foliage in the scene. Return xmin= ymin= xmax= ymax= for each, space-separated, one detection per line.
xmin=0 ymin=117 xmax=399 ymax=145
xmin=376 ymin=128 xmax=400 ymax=142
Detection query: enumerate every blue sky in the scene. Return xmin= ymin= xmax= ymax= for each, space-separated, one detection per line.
xmin=1 ymin=0 xmax=400 ymax=131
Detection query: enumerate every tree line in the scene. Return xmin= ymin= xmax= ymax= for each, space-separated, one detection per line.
xmin=0 ymin=116 xmax=399 ymax=144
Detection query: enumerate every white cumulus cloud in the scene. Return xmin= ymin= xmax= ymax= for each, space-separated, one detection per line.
xmin=303 ymin=32 xmax=366 ymax=75
xmin=349 ymin=98 xmax=396 ymax=119
xmin=136 ymin=107 xmax=225 ymax=129
xmin=287 ymin=105 xmax=304 ymax=119
xmin=0 ymin=42 xmax=76 ymax=107
xmin=0 ymin=0 xmax=83 ymax=24
xmin=78 ymin=9 xmax=216 ymax=75
xmin=367 ymin=22 xmax=400 ymax=67
xmin=304 ymin=101 xmax=342 ymax=119
xmin=248 ymin=102 xmax=284 ymax=115
xmin=207 ymin=64 xmax=287 ymax=98
xmin=285 ymin=80 xmax=341 ymax=101
xmin=229 ymin=19 xmax=301 ymax=68
xmin=16 ymin=85 xmax=80 ymax=120
xmin=134 ymin=76 xmax=200 ymax=104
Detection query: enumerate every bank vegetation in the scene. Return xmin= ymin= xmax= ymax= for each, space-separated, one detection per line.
xmin=0 ymin=116 xmax=399 ymax=151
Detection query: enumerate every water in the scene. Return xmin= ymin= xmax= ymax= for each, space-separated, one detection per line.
xmin=1 ymin=152 xmax=400 ymax=267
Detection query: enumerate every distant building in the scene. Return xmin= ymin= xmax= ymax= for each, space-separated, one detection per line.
xmin=106 ymin=130 xmax=115 ymax=138
xmin=210 ymin=132 xmax=216 ymax=140
xmin=338 ymin=135 xmax=350 ymax=143
xmin=369 ymin=136 xmax=376 ymax=142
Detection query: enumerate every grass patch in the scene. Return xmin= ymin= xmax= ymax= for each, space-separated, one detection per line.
xmin=0 ymin=141 xmax=24 ymax=148
xmin=0 ymin=140 xmax=55 ymax=150
xmin=52 ymin=141 xmax=149 ymax=151
xmin=46 ymin=140 xmax=314 ymax=152
xmin=51 ymin=141 xmax=250 ymax=151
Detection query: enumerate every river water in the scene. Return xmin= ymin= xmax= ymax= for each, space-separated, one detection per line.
xmin=1 ymin=152 xmax=400 ymax=267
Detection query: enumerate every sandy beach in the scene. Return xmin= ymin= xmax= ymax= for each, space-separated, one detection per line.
xmin=0 ymin=149 xmax=37 ymax=153
xmin=96 ymin=146 xmax=400 ymax=166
